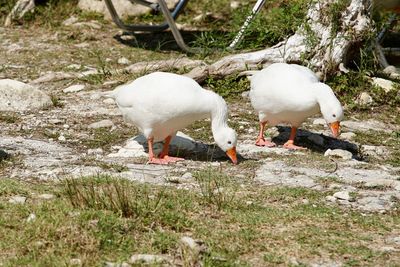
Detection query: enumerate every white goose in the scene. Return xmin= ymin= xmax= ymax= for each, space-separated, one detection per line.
xmin=105 ymin=72 xmax=237 ymax=164
xmin=249 ymin=63 xmax=344 ymax=149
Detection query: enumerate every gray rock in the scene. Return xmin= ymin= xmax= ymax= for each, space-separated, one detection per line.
xmin=58 ymin=135 xmax=66 ymax=142
xmin=78 ymin=0 xmax=178 ymax=20
xmin=386 ymin=236 xmax=400 ymax=245
xmin=63 ymin=84 xmax=85 ymax=93
xmin=70 ymin=258 xmax=82 ymax=266
xmin=9 ymin=195 xmax=27 ymax=204
xmin=0 ymin=79 xmax=52 ymax=111
xmin=38 ymin=193 xmax=55 ymax=200
xmin=62 ymin=16 xmax=79 ymax=26
xmin=341 ymin=120 xmax=391 ymax=133
xmin=181 ymin=172 xmax=193 ymax=180
xmin=30 ymin=71 xmax=76 ymax=84
xmin=180 ymin=236 xmax=207 ymax=255
xmin=333 ymin=191 xmax=351 ymax=201
xmin=117 ymin=57 xmax=131 ymax=65
xmin=88 ymin=119 xmax=114 ymax=129
xmin=361 ymin=145 xmax=389 ymax=159
xmin=356 ymin=92 xmax=373 ymax=105
xmin=371 ymin=77 xmax=395 ymax=93
xmin=324 ymin=149 xmax=353 ymax=160
xmin=313 ymin=118 xmax=326 ymax=125
xmin=87 ymin=148 xmax=104 ymax=155
xmin=26 ymin=213 xmax=36 ymax=222
xmin=340 ymin=132 xmax=356 ymax=141
xmin=364 ymin=179 xmax=399 ymax=189
xmin=357 ymin=196 xmax=388 ymax=211
xmin=129 ymin=254 xmax=169 ymax=265
xmin=325 ymin=195 xmax=337 ymax=202
xmin=241 ymin=90 xmax=250 ymax=99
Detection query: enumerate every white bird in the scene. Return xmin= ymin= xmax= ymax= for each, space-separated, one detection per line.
xmin=104 ymin=72 xmax=237 ymax=164
xmin=249 ymin=63 xmax=344 ymax=150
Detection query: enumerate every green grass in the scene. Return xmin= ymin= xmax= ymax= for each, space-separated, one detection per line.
xmin=1 ymin=173 xmax=400 ymax=266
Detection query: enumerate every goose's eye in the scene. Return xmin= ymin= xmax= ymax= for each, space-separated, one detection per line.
xmin=227 ymin=141 xmax=232 ymax=145
xmin=332 ymin=114 xmax=336 ymax=118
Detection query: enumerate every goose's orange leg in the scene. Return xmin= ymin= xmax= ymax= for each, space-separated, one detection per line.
xmin=283 ymin=127 xmax=307 ymax=150
xmin=159 ymin=136 xmax=184 ymax=162
xmin=147 ymin=137 xmax=170 ymax=165
xmin=255 ymin=122 xmax=276 ymax=147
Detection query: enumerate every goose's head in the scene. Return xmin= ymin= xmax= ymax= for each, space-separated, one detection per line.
xmin=213 ymin=127 xmax=238 ymax=164
xmin=315 ymin=83 xmax=344 ymax=138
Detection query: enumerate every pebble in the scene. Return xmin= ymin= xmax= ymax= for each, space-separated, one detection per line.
xmin=58 ymin=135 xmax=66 ymax=142
xmin=129 ymin=254 xmax=169 ymax=264
xmin=181 ymin=172 xmax=193 ymax=180
xmin=69 ymin=258 xmax=82 ymax=266
xmin=356 ymin=92 xmax=373 ymax=105
xmin=241 ymin=90 xmax=250 ymax=99
xmin=333 ymin=191 xmax=352 ymax=201
xmin=8 ymin=195 xmax=27 ymax=204
xmin=324 ymin=149 xmax=353 ymax=160
xmin=38 ymin=193 xmax=55 ymax=200
xmin=62 ymin=16 xmax=79 ymax=26
xmin=340 ymin=132 xmax=356 ymax=141
xmin=117 ymin=57 xmax=131 ymax=65
xmin=103 ymin=98 xmax=115 ymax=105
xmin=371 ymin=77 xmax=395 ymax=93
xmin=87 ymin=148 xmax=104 ymax=155
xmin=26 ymin=213 xmax=36 ymax=222
xmin=325 ymin=196 xmax=337 ymax=202
xmin=88 ymin=119 xmax=114 ymax=129
xmin=313 ymin=118 xmax=326 ymax=125
xmin=63 ymin=84 xmax=85 ymax=93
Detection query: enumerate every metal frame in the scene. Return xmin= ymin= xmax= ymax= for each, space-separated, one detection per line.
xmin=105 ymin=0 xmax=268 ymax=53
xmin=104 ymin=0 xmax=198 ymax=52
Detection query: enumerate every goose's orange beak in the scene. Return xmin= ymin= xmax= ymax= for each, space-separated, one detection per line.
xmin=328 ymin=121 xmax=341 ymax=138
xmin=226 ymin=147 xmax=237 ymax=165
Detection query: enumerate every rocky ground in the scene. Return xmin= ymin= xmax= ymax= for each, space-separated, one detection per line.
xmin=1 ymin=18 xmax=399 ymax=215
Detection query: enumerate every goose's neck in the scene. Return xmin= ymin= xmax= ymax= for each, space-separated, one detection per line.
xmin=209 ymin=93 xmax=229 ymax=133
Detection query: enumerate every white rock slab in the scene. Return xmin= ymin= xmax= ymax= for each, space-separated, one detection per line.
xmin=0 ymin=79 xmax=52 ymax=111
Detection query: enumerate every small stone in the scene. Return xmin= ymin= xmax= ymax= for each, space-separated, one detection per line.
xmin=117 ymin=57 xmax=131 ymax=65
xmin=88 ymin=119 xmax=114 ymax=129
xmin=379 ymin=246 xmax=397 ymax=252
xmin=302 ymin=199 xmax=310 ymax=204
xmin=230 ymin=1 xmax=240 ymax=9
xmin=333 ymin=191 xmax=351 ymax=201
xmin=103 ymin=98 xmax=115 ymax=105
xmin=129 ymin=254 xmax=169 ymax=264
xmin=49 ymin=119 xmax=63 ymax=124
xmin=313 ymin=118 xmax=326 ymax=125
xmin=63 ymin=84 xmax=85 ymax=93
xmin=38 ymin=194 xmax=55 ymax=200
xmin=356 ymin=92 xmax=373 ymax=105
xmin=181 ymin=172 xmax=193 ymax=180
xmin=371 ymin=77 xmax=395 ymax=93
xmin=62 ymin=16 xmax=79 ymax=26
xmin=324 ymin=149 xmax=353 ymax=160
xmin=383 ymin=65 xmax=397 ymax=75
xmin=70 ymin=258 xmax=82 ymax=266
xmin=87 ymin=148 xmax=104 ymax=155
xmin=246 ymin=201 xmax=253 ymax=205
xmin=308 ymin=134 xmax=324 ymax=146
xmin=9 ymin=195 xmax=27 ymax=204
xmin=386 ymin=236 xmax=400 ymax=245
xmin=66 ymin=64 xmax=82 ymax=70
xmin=241 ymin=90 xmax=250 ymax=99
xmin=340 ymin=132 xmax=356 ymax=141
xmin=361 ymin=145 xmax=389 ymax=159
xmin=180 ymin=236 xmax=207 ymax=255
xmin=325 ymin=196 xmax=337 ymax=202
xmin=58 ymin=135 xmax=66 ymax=142
xmin=26 ymin=213 xmax=36 ymax=222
